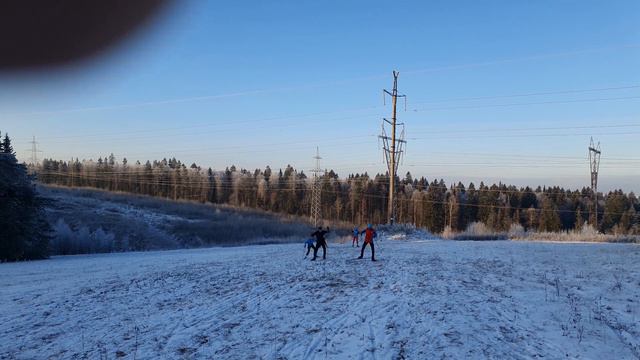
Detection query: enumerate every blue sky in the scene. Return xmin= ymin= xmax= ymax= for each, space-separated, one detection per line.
xmin=1 ymin=0 xmax=639 ymax=191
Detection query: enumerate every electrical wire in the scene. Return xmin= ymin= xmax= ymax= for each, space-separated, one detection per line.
xmin=35 ymin=171 xmax=634 ymax=217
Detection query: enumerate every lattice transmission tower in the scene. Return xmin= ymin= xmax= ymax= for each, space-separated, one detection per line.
xmin=379 ymin=71 xmax=407 ymax=225
xmin=28 ymin=135 xmax=42 ymax=167
xmin=588 ymin=137 xmax=601 ymax=228
xmin=310 ymin=147 xmax=322 ymax=227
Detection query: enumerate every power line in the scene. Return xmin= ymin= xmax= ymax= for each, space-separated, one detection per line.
xmin=34 ymin=172 xmax=636 ymax=217
xmin=39 ymin=137 xmax=377 ymax=160
xmin=409 ymin=130 xmax=640 ymax=141
xmin=403 ymin=43 xmax=640 ymax=77
xmin=24 ymin=85 xmax=640 ymax=144
xmin=39 ymin=108 xmax=380 ymax=142
xmin=29 ymin=129 xmax=640 ymax=174
xmin=412 ymin=122 xmax=640 ymax=135
xmin=33 ymin=117 xmax=640 ymax=150
xmin=409 ymin=84 xmax=640 ymax=106
xmin=9 ymin=43 xmax=638 ymax=119
xmin=38 ymin=166 xmax=636 ymax=208
xmin=33 ymin=150 xmax=640 ymax=177
xmin=411 ymin=95 xmax=640 ymax=113
xmin=424 ymin=150 xmax=640 ymax=161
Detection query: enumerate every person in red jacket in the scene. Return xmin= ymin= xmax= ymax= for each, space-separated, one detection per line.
xmin=358 ymin=224 xmax=377 ymax=261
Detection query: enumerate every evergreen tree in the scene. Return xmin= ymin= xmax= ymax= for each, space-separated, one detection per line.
xmin=207 ymin=168 xmax=217 ymax=203
xmin=424 ymin=179 xmax=446 ymax=232
xmin=618 ymin=208 xmax=634 ymax=234
xmin=2 ymin=133 xmax=13 ymax=154
xmin=539 ymin=198 xmax=561 ymax=232
xmin=574 ymin=208 xmax=584 ymax=231
xmin=526 ymin=206 xmax=538 ymax=231
xmin=1 ymin=132 xmax=51 ymax=261
xmin=601 ymin=190 xmax=628 ymax=233
xmin=403 ymin=171 xmax=413 ymax=185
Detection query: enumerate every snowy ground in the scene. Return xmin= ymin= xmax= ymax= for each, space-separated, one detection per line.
xmin=2 ymin=236 xmax=639 ymax=359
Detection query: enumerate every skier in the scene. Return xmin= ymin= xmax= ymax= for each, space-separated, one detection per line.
xmin=304 ymin=237 xmax=315 ymax=258
xmin=310 ymin=226 xmax=330 ymax=261
xmin=358 ymin=224 xmax=377 ymax=261
xmin=352 ymin=227 xmax=360 ymax=247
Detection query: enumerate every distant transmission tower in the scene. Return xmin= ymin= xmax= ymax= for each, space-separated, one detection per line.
xmin=379 ymin=71 xmax=407 ymax=225
xmin=310 ymin=147 xmax=322 ymax=227
xmin=588 ymin=137 xmax=601 ymax=228
xmin=28 ymin=135 xmax=42 ymax=166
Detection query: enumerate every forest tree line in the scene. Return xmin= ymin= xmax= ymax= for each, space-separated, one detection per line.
xmin=35 ymin=154 xmax=640 ymax=235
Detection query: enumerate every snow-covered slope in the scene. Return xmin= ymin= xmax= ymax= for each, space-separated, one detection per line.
xmin=1 ymin=237 xmax=639 ymax=359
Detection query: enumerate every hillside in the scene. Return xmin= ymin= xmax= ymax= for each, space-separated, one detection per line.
xmin=40 ymin=185 xmax=315 ymax=255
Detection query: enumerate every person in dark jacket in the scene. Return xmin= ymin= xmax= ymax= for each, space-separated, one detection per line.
xmin=310 ymin=226 xmax=329 ymax=261
xmin=358 ymin=224 xmax=377 ymax=261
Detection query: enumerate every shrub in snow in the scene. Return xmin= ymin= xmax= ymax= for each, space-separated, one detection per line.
xmin=512 ymin=223 xmax=640 ymax=243
xmin=444 ymin=222 xmax=508 ymax=241
xmin=114 ymin=235 xmax=130 ymax=252
xmin=466 ymin=222 xmax=491 ymax=235
xmin=75 ymin=226 xmax=91 ymax=252
xmin=580 ymin=224 xmax=599 ymax=237
xmin=375 ymin=223 xmax=436 ymax=241
xmin=92 ymin=227 xmax=115 ymax=253
xmin=508 ymin=223 xmax=525 ymax=238
xmin=51 ymin=219 xmax=119 ymax=255
xmin=442 ymin=226 xmax=454 ymax=239
xmin=51 ymin=218 xmax=75 ymax=255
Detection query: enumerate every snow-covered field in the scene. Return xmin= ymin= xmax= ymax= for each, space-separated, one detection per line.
xmin=2 ymin=236 xmax=639 ymax=359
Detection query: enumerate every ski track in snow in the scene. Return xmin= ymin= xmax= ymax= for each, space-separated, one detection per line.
xmin=1 ymin=238 xmax=640 ymax=359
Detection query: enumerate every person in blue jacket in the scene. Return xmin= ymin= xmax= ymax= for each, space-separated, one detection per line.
xmin=304 ymin=237 xmax=315 ymax=258
xmin=352 ymin=227 xmax=360 ymax=247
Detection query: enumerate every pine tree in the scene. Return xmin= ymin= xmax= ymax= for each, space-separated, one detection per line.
xmin=574 ymin=208 xmax=584 ymax=231
xmin=207 ymin=168 xmax=216 ymax=203
xmin=526 ymin=206 xmax=538 ymax=231
xmin=424 ymin=179 xmax=446 ymax=232
xmin=539 ymin=198 xmax=561 ymax=232
xmin=602 ymin=190 xmax=628 ymax=233
xmin=618 ymin=208 xmax=634 ymax=234
xmin=0 ymin=132 xmax=51 ymax=261
xmin=403 ymin=171 xmax=413 ymax=185
xmin=2 ymin=133 xmax=13 ymax=154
